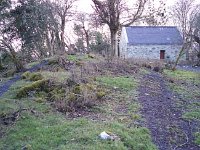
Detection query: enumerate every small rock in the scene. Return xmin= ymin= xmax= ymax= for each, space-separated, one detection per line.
xmin=99 ymin=131 xmax=119 ymax=140
xmin=22 ymin=144 xmax=32 ymax=150
xmin=99 ymin=131 xmax=111 ymax=140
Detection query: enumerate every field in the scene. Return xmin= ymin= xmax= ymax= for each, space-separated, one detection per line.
xmin=0 ymin=54 xmax=199 ymax=150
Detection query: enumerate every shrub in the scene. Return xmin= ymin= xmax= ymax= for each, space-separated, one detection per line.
xmin=53 ymin=82 xmax=104 ymax=113
xmin=153 ymin=66 xmax=163 ymax=73
xmin=48 ymin=87 xmax=66 ymax=102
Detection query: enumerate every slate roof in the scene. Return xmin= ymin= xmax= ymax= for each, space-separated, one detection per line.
xmin=125 ymin=26 xmax=183 ymax=45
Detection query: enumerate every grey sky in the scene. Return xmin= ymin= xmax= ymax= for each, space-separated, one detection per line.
xmin=76 ymin=0 xmax=176 ymax=13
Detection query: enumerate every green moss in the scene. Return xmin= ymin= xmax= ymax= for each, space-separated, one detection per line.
xmin=16 ymin=79 xmax=48 ymax=98
xmin=86 ymin=83 xmax=96 ymax=90
xmin=21 ymin=72 xmax=43 ymax=81
xmin=29 ymin=73 xmax=43 ymax=81
xmin=68 ymin=92 xmax=76 ymax=101
xmin=73 ymin=85 xmax=81 ymax=94
xmin=88 ymin=54 xmax=95 ymax=59
xmin=48 ymin=58 xmax=58 ymax=65
xmin=96 ymin=91 xmax=106 ymax=99
xmin=21 ymin=71 xmax=31 ymax=79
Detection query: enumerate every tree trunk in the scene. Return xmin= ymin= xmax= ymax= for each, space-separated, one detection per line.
xmin=46 ymin=33 xmax=52 ymax=56
xmin=82 ymin=26 xmax=90 ymax=51
xmin=60 ymin=17 xmax=66 ymax=52
xmin=55 ymin=31 xmax=62 ymax=54
xmin=172 ymin=45 xmax=185 ymax=70
xmin=186 ymin=49 xmax=189 ymax=61
xmin=110 ymin=29 xmax=118 ymax=57
xmin=1 ymin=39 xmax=24 ymax=72
xmin=197 ymin=43 xmax=200 ymax=66
xmin=85 ymin=30 xmax=90 ymax=51
xmin=0 ymin=58 xmax=3 ymax=70
xmin=9 ymin=46 xmax=24 ymax=72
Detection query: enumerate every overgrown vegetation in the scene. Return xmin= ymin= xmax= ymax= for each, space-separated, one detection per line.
xmin=164 ymin=69 xmax=200 ymax=144
xmin=0 ymin=55 xmax=158 ymax=149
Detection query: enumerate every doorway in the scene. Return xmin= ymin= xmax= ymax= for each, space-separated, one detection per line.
xmin=160 ymin=50 xmax=165 ymax=59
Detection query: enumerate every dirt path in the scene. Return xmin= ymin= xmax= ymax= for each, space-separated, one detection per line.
xmin=138 ymin=71 xmax=199 ymax=150
xmin=0 ymin=60 xmax=48 ymax=97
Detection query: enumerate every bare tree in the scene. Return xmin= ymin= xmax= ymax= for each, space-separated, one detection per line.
xmin=171 ymin=0 xmax=197 ymax=60
xmin=192 ymin=11 xmax=200 ymax=65
xmin=53 ymin=0 xmax=77 ymax=52
xmin=0 ymin=38 xmax=24 ymax=71
xmin=145 ymin=0 xmax=168 ymax=26
xmin=0 ymin=0 xmax=24 ymax=71
xmin=92 ymin=0 xmax=148 ymax=57
xmin=171 ymin=0 xmax=200 ymax=69
xmin=75 ymin=13 xmax=91 ymax=50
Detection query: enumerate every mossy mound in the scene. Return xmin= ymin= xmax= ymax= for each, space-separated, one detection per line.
xmin=96 ymin=90 xmax=106 ymax=99
xmin=29 ymin=73 xmax=43 ymax=81
xmin=72 ymin=85 xmax=81 ymax=94
xmin=16 ymin=79 xmax=49 ymax=98
xmin=88 ymin=54 xmax=95 ymax=59
xmin=48 ymin=58 xmax=59 ymax=65
xmin=21 ymin=71 xmax=43 ymax=81
xmin=21 ymin=71 xmax=31 ymax=79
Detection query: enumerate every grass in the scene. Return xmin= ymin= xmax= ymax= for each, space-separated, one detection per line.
xmin=182 ymin=110 xmax=200 ymax=121
xmin=0 ymin=98 xmax=19 ymax=116
xmin=0 ymin=71 xmax=156 ymax=150
xmin=25 ymin=61 xmax=40 ymax=69
xmin=0 ymin=112 xmax=156 ymax=150
xmin=169 ymin=84 xmax=200 ymax=100
xmin=164 ymin=69 xmax=200 ymax=83
xmin=67 ymin=55 xmax=78 ymax=61
xmin=195 ymin=132 xmax=200 ymax=145
xmin=139 ymin=68 xmax=150 ymax=75
xmin=67 ymin=54 xmax=91 ymax=62
xmin=164 ymin=69 xmax=200 ymax=144
xmin=40 ymin=71 xmax=69 ymax=83
xmin=97 ymin=76 xmax=137 ymax=91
